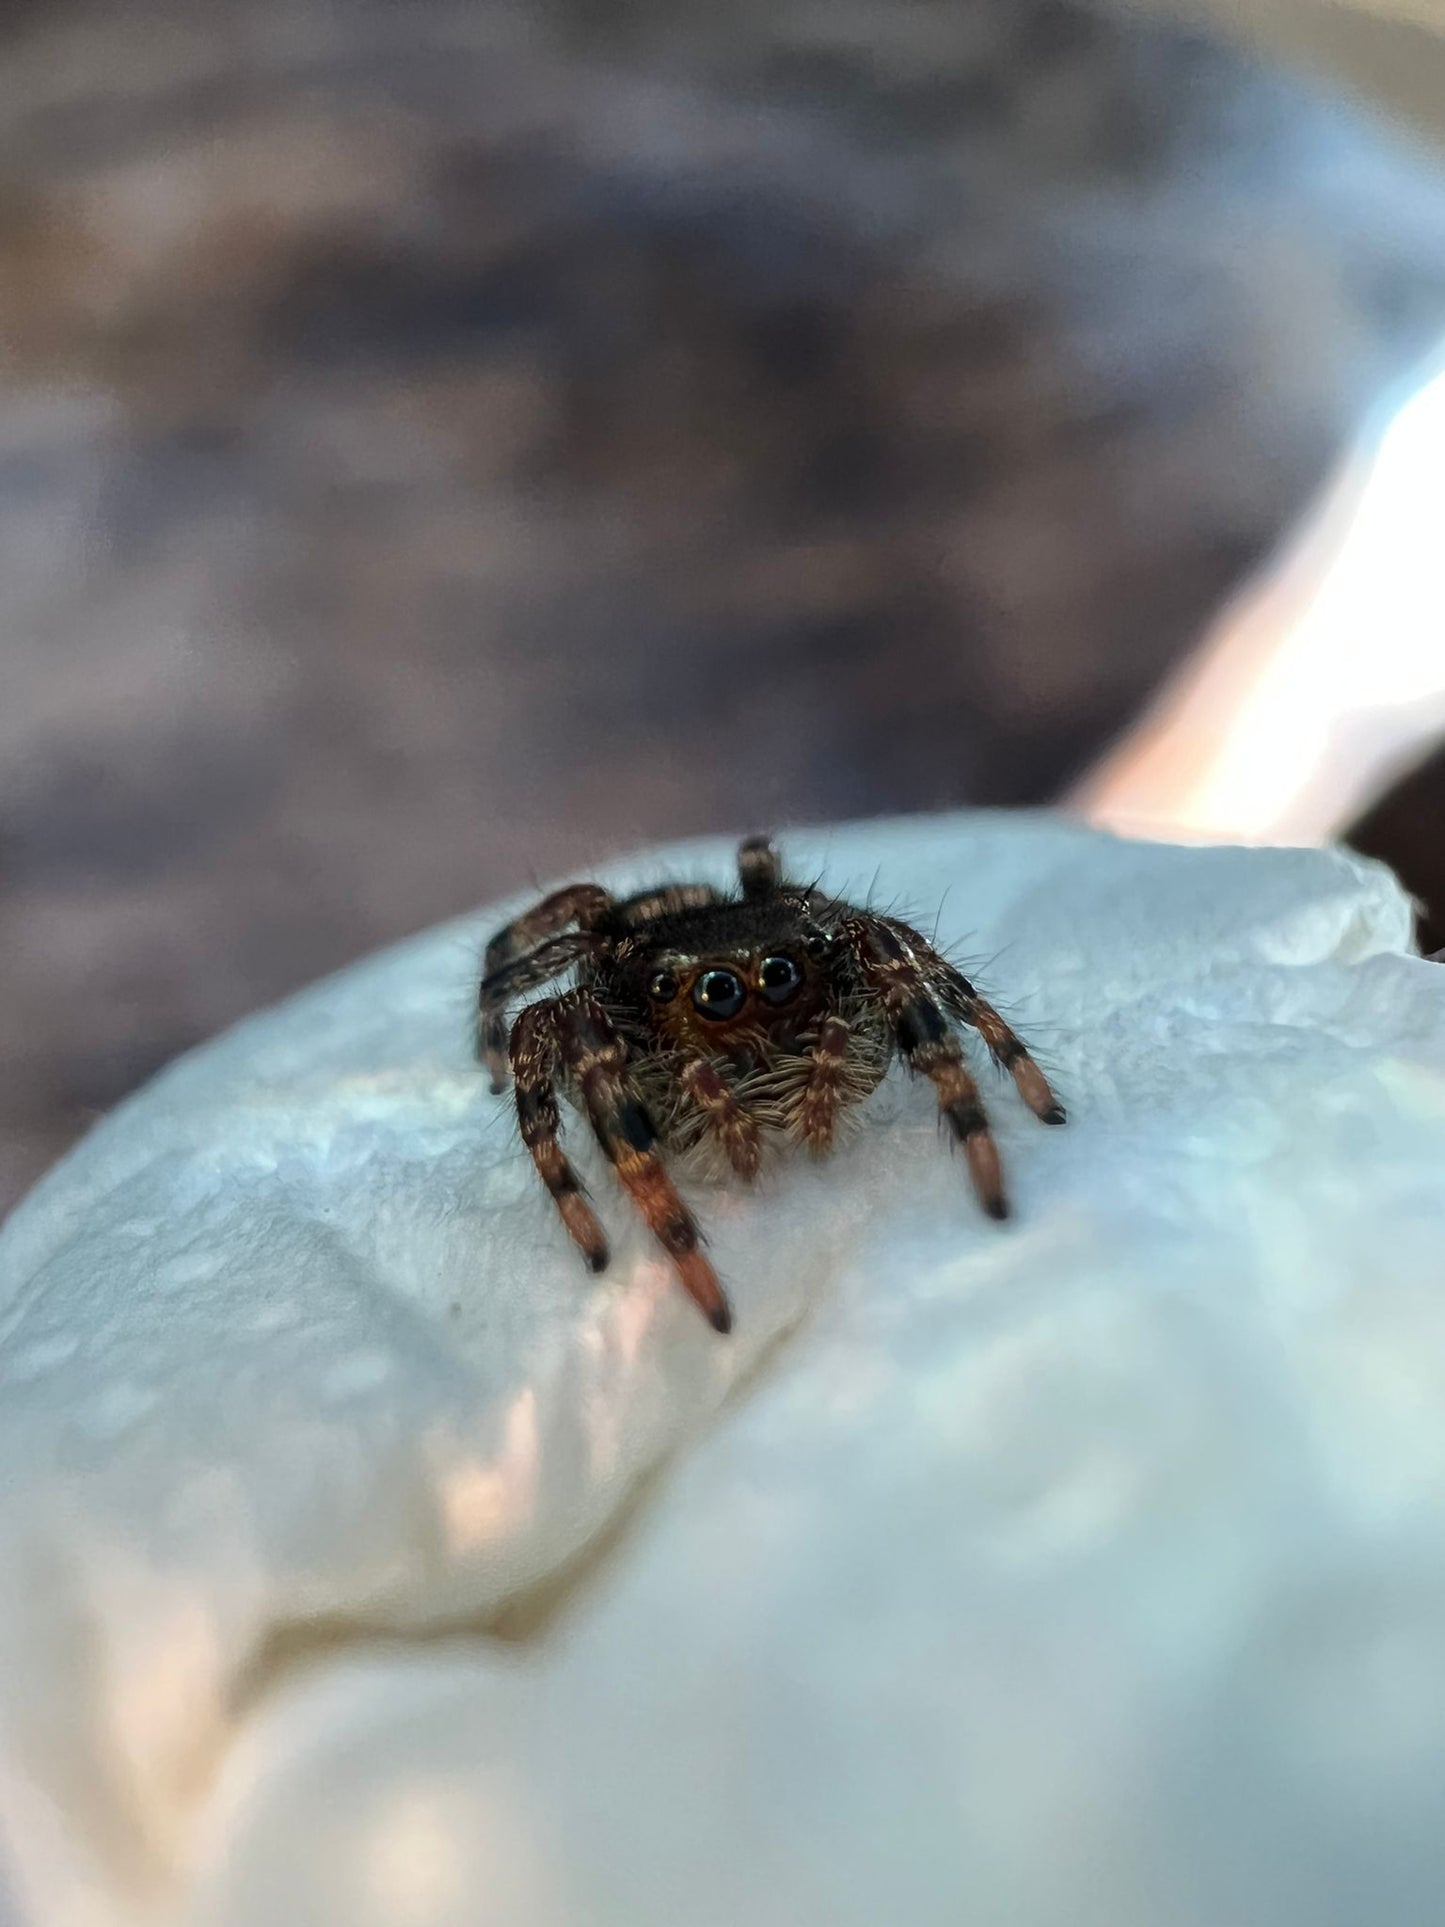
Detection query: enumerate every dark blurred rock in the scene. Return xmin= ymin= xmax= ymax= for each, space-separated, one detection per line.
xmin=1347 ymin=744 xmax=1445 ymax=957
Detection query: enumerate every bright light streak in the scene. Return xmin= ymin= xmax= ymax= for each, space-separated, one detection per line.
xmin=1074 ymin=353 xmax=1445 ymax=845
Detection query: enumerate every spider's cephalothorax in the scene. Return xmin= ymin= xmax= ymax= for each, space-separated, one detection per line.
xmin=478 ymin=835 xmax=1064 ymax=1333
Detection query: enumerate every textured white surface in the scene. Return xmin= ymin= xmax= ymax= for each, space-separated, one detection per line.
xmin=3 ymin=814 xmax=1445 ymax=1927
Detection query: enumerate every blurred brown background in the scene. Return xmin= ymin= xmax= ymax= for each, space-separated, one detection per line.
xmin=4 ymin=0 xmax=1445 ymax=1212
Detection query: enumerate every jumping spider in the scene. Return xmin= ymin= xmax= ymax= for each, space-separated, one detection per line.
xmin=479 ymin=834 xmax=1064 ymax=1333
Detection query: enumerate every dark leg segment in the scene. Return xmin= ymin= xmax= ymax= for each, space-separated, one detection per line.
xmin=481 ymin=933 xmax=600 ymax=1094
xmin=846 ymin=918 xmax=1009 ymax=1218
xmin=479 ymin=883 xmax=613 ymax=1091
xmin=558 ymin=999 xmax=732 ymax=1333
xmin=508 ymin=1003 xmax=610 ymax=1270
xmin=877 ymin=914 xmax=1065 ymax=1125
xmin=737 ymin=835 xmax=782 ymax=898
xmin=957 ymin=994 xmax=1064 ymax=1124
xmin=614 ymin=883 xmax=723 ymax=927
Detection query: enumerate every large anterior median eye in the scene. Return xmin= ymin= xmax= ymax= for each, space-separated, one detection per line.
xmin=692 ymin=967 xmax=746 ymax=1021
xmin=758 ymin=954 xmax=803 ymax=1004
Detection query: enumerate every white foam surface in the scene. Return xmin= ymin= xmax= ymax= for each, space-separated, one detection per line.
xmin=3 ymin=814 xmax=1444 ymax=1926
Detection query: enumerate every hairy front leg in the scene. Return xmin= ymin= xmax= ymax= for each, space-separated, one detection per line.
xmin=559 ymin=1000 xmax=732 ymax=1333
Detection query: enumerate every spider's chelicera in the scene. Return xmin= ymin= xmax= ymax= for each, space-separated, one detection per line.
xmin=478 ymin=835 xmax=1064 ymax=1333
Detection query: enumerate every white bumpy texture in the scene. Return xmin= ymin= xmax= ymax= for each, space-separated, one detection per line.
xmin=3 ymin=814 xmax=1445 ymax=1927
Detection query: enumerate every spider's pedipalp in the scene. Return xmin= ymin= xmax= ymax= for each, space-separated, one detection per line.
xmin=557 ymin=997 xmax=732 ymax=1333
xmin=508 ymin=1001 xmax=610 ymax=1270
xmin=796 ymin=1014 xmax=854 ymax=1156
xmin=737 ymin=834 xmax=782 ymax=898
xmin=845 ymin=914 xmax=1010 ymax=1219
xmin=678 ymin=1058 xmax=763 ymax=1181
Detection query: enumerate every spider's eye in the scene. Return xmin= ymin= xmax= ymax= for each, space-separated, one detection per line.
xmin=758 ymin=954 xmax=803 ymax=1004
xmin=648 ymin=970 xmax=679 ymax=1003
xmin=692 ymin=967 xmax=746 ymax=1021
xmin=803 ymin=931 xmax=831 ymax=960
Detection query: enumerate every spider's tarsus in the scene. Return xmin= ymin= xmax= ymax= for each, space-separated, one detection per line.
xmin=675 ymin=1248 xmax=733 ymax=1335
xmin=586 ymin=1248 xmax=610 ymax=1274
xmin=958 ymin=1126 xmax=1007 ymax=1222
xmin=1041 ymin=1103 xmax=1067 ymax=1126
xmin=488 ymin=1076 xmax=507 ymax=1097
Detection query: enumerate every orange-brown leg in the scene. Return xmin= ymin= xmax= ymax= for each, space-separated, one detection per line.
xmin=679 ymin=1060 xmax=762 ymax=1181
xmin=479 ymin=883 xmax=613 ymax=1091
xmin=508 ymin=1002 xmax=609 ymax=1270
xmin=560 ymin=1000 xmax=731 ymax=1333
xmin=960 ymin=996 xmax=1063 ymax=1123
xmin=877 ymin=914 xmax=1065 ymax=1125
xmin=846 ymin=918 xmax=1009 ymax=1219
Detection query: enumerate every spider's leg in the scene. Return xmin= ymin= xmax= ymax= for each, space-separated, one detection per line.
xmin=877 ymin=914 xmax=1065 ymax=1125
xmin=485 ymin=883 xmax=614 ymax=975
xmin=844 ymin=916 xmax=1009 ymax=1219
xmin=558 ymin=998 xmax=731 ymax=1333
xmin=481 ymin=931 xmax=603 ymax=1094
xmin=508 ymin=1000 xmax=610 ymax=1271
xmin=679 ymin=1058 xmax=763 ymax=1180
xmin=613 ymin=883 xmax=723 ymax=926
xmin=949 ymin=983 xmax=1064 ymax=1124
xmin=479 ymin=881 xmax=612 ymax=1091
xmin=737 ymin=834 xmax=782 ymax=898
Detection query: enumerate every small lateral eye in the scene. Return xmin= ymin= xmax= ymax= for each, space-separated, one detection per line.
xmin=758 ymin=954 xmax=803 ymax=1004
xmin=648 ymin=970 xmax=679 ymax=1003
xmin=692 ymin=967 xmax=746 ymax=1021
xmin=802 ymin=931 xmax=830 ymax=959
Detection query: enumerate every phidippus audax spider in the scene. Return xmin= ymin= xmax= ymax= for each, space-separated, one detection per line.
xmin=479 ymin=835 xmax=1064 ymax=1333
